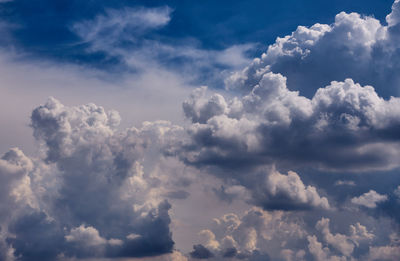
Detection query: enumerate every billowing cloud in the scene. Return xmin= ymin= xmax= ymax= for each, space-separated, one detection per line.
xmin=189 ymin=207 xmax=307 ymax=260
xmin=180 ymin=75 xmax=400 ymax=172
xmin=0 ymin=98 xmax=189 ymax=260
xmin=2 ymin=1 xmax=400 ymax=260
xmin=226 ymin=0 xmax=400 ymax=99
xmin=351 ymin=190 xmax=388 ymax=208
xmin=188 ymin=207 xmax=397 ymax=261
xmin=264 ymin=170 xmax=330 ymax=210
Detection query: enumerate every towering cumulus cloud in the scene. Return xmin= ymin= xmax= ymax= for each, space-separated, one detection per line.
xmin=177 ymin=0 xmax=400 ymax=260
xmin=182 ymin=76 xmax=400 ymax=172
xmin=0 ymin=98 xmax=185 ymax=260
xmin=2 ymin=1 xmax=400 ymax=261
xmin=225 ymin=0 xmax=400 ymax=99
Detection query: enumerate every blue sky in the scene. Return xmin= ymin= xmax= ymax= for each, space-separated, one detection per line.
xmin=0 ymin=0 xmax=394 ymax=68
xmin=0 ymin=1 xmax=400 ymax=261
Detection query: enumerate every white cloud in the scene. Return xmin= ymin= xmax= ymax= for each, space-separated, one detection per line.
xmin=307 ymin=235 xmax=347 ymax=261
xmin=316 ymin=218 xmax=355 ymax=256
xmin=266 ymin=170 xmax=330 ymax=210
xmin=334 ymin=180 xmax=356 ymax=186
xmin=65 ymin=225 xmax=108 ymax=246
xmin=387 ymin=0 xmax=400 ymax=27
xmin=191 ymin=207 xmax=307 ymax=259
xmin=72 ymin=6 xmax=172 ymax=52
xmin=0 ymin=98 xmax=189 ymax=260
xmin=394 ymin=185 xmax=400 ymax=198
xmin=351 ymin=190 xmax=388 ymax=208
xmin=180 ymin=74 xmax=400 ymax=172
xmin=368 ymin=245 xmax=400 ymax=261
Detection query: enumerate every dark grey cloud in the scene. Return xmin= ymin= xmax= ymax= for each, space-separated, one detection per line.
xmin=190 ymin=244 xmax=214 ymax=259
xmin=222 ymin=247 xmax=237 ymax=258
xmin=7 ymin=211 xmax=65 ymax=261
xmin=164 ymin=190 xmax=190 ymax=200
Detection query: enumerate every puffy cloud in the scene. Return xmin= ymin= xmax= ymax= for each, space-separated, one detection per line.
xmin=65 ymin=225 xmax=108 ymax=246
xmin=211 ymin=168 xmax=329 ymax=211
xmin=189 ymin=207 xmax=307 ymax=260
xmin=198 ymin=230 xmax=220 ymax=251
xmin=177 ymin=74 xmax=400 ymax=211
xmin=367 ymin=245 xmax=400 ymax=261
xmin=351 ymin=190 xmax=388 ymax=208
xmin=0 ymin=98 xmax=188 ymax=260
xmin=181 ymin=75 xmax=400 ymax=172
xmin=225 ymin=1 xmax=400 ymax=100
xmin=183 ymin=87 xmax=228 ymax=124
xmin=0 ymin=147 xmax=36 ymax=261
xmin=316 ymin=218 xmax=355 ymax=256
xmin=0 ymin=147 xmax=35 ymax=215
xmin=264 ymin=170 xmax=330 ymax=210
xmin=188 ymin=207 xmax=395 ymax=261
xmin=65 ymin=225 xmax=123 ymax=247
xmin=307 ymin=235 xmax=346 ymax=261
xmin=387 ymin=0 xmax=400 ymax=27
xmin=4 ymin=1 xmax=400 ymax=260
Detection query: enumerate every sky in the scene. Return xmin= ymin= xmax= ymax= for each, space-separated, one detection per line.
xmin=0 ymin=0 xmax=400 ymax=261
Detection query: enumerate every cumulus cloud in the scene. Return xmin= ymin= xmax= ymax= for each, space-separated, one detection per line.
xmin=169 ymin=4 xmax=400 ymax=214
xmin=264 ymin=170 xmax=330 ymax=210
xmin=3 ymin=1 xmax=400 ymax=260
xmin=188 ymin=207 xmax=395 ymax=261
xmin=367 ymin=245 xmax=400 ymax=261
xmin=210 ymin=167 xmax=329 ymax=211
xmin=226 ymin=0 xmax=400 ymax=99
xmin=0 ymin=98 xmax=189 ymax=260
xmin=307 ymin=235 xmax=346 ymax=261
xmin=316 ymin=218 xmax=359 ymax=256
xmin=65 ymin=225 xmax=123 ymax=247
xmin=351 ymin=190 xmax=388 ymax=208
xmin=176 ymin=74 xmax=400 ymax=211
xmin=180 ymin=75 xmax=400 ymax=172
xmin=0 ymin=147 xmax=36 ymax=261
xmin=189 ymin=207 xmax=307 ymax=260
